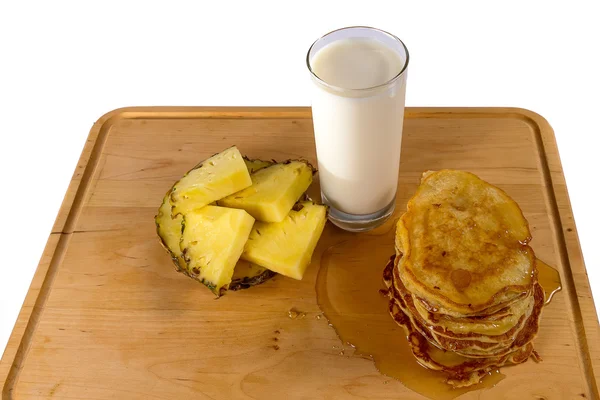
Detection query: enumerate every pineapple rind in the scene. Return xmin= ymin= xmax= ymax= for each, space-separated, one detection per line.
xmin=243 ymin=156 xmax=275 ymax=173
xmin=230 ymin=260 xmax=276 ymax=291
xmin=155 ymin=189 xmax=186 ymax=272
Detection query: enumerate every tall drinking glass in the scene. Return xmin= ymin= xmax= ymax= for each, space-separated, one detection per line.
xmin=306 ymin=26 xmax=409 ymax=232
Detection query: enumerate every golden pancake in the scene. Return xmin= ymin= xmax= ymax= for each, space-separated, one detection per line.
xmin=395 ymin=170 xmax=535 ymax=316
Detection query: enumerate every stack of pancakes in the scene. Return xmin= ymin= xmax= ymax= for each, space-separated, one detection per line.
xmin=383 ymin=170 xmax=544 ymax=387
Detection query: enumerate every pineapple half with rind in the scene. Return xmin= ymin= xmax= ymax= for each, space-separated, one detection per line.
xmin=170 ymin=146 xmax=252 ymax=217
xmin=180 ymin=206 xmax=255 ymax=296
xmin=241 ymin=201 xmax=328 ymax=280
xmin=218 ymin=160 xmax=315 ymax=222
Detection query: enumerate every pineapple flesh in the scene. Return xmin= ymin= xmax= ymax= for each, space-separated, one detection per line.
xmin=170 ymin=146 xmax=252 ymax=217
xmin=180 ymin=206 xmax=255 ymax=296
xmin=241 ymin=201 xmax=327 ymax=280
xmin=218 ymin=160 xmax=315 ymax=222
xmin=155 ymin=190 xmax=186 ymax=271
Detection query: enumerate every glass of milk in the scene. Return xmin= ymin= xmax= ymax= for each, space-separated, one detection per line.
xmin=306 ymin=26 xmax=409 ymax=232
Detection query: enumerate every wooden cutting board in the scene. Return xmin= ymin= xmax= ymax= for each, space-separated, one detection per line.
xmin=1 ymin=107 xmax=598 ymax=399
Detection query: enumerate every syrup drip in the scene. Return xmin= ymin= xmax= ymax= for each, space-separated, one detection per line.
xmin=536 ymin=259 xmax=562 ymax=305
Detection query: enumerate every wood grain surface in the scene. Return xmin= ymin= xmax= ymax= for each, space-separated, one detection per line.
xmin=1 ymin=107 xmax=598 ymax=399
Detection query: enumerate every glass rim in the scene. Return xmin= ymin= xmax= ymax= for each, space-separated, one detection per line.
xmin=306 ymin=26 xmax=410 ymax=93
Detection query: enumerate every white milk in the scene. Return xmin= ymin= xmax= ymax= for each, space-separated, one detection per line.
xmin=310 ymin=37 xmax=407 ymax=215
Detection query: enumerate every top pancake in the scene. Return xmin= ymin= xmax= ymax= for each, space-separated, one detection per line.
xmin=396 ymin=170 xmax=535 ymax=315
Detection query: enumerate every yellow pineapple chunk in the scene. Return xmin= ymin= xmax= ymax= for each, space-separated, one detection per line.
xmin=180 ymin=206 xmax=255 ymax=296
xmin=241 ymin=201 xmax=327 ymax=280
xmin=170 ymin=146 xmax=251 ymax=217
xmin=218 ymin=160 xmax=315 ymax=222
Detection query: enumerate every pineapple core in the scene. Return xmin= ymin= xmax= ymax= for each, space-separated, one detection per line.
xmin=170 ymin=146 xmax=252 ymax=217
xmin=219 ymin=160 xmax=314 ymax=223
xmin=180 ymin=206 xmax=255 ymax=296
xmin=242 ymin=202 xmax=327 ymax=280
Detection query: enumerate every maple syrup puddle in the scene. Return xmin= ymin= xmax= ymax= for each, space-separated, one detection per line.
xmin=316 ymin=225 xmax=562 ymax=400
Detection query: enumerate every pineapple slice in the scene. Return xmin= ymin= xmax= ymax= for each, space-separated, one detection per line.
xmin=218 ymin=160 xmax=315 ymax=222
xmin=170 ymin=146 xmax=252 ymax=217
xmin=180 ymin=206 xmax=255 ymax=296
xmin=243 ymin=156 xmax=274 ymax=173
xmin=241 ymin=201 xmax=327 ymax=280
xmin=230 ymin=260 xmax=276 ymax=291
xmin=155 ymin=190 xmax=186 ymax=271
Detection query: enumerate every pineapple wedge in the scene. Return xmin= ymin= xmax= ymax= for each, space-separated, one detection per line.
xmin=180 ymin=206 xmax=255 ymax=296
xmin=241 ymin=201 xmax=327 ymax=280
xmin=218 ymin=160 xmax=315 ymax=222
xmin=243 ymin=156 xmax=274 ymax=173
xmin=155 ymin=190 xmax=186 ymax=271
xmin=170 ymin=146 xmax=252 ymax=217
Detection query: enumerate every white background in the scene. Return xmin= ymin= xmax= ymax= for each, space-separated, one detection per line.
xmin=0 ymin=1 xmax=598 ymax=356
